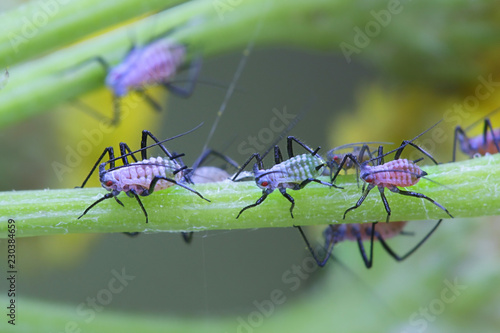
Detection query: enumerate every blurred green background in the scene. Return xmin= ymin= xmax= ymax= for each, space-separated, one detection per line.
xmin=0 ymin=0 xmax=499 ymax=332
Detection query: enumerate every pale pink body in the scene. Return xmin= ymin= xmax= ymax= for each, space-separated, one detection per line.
xmin=361 ymin=159 xmax=422 ymax=188
xmin=101 ymin=157 xmax=182 ymax=194
xmin=106 ymin=40 xmax=186 ymax=97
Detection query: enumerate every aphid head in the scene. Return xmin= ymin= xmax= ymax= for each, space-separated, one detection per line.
xmin=254 ymin=170 xmax=278 ymax=190
xmin=99 ymin=166 xmax=116 ymax=192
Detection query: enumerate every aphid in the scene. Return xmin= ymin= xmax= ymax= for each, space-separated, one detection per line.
xmin=86 ymin=37 xmax=200 ymax=124
xmin=452 ymin=108 xmax=500 ymax=161
xmin=296 ymin=219 xmax=443 ymax=268
xmin=331 ymin=122 xmax=453 ymax=222
xmin=77 ymin=124 xmax=209 ymax=227
xmin=232 ymin=136 xmax=343 ymax=218
xmin=188 ymin=149 xmax=240 ymax=184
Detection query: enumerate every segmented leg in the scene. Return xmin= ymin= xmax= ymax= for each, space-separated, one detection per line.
xmin=279 ymin=188 xmax=295 ymax=218
xmin=377 ymin=186 xmax=392 ymax=223
xmin=330 ymin=153 xmax=360 ymax=184
xmin=295 ymin=225 xmax=335 ymax=267
xmin=236 ymin=191 xmax=269 ymax=218
xmin=78 ymin=192 xmax=122 ymax=219
xmin=78 ymin=147 xmax=115 ymax=188
xmin=232 ymin=153 xmax=264 ymax=182
xmin=162 ymin=55 xmax=202 ymax=98
xmin=344 ymin=183 xmax=375 ymax=219
xmin=394 ymin=140 xmax=439 ymax=165
xmin=182 ymin=232 xmax=194 ymax=244
xmin=353 ymin=222 xmax=376 ymax=268
xmin=145 ymin=175 xmax=210 ymax=202
xmin=376 ymin=219 xmax=443 ymax=262
xmin=483 ymin=118 xmax=500 ymax=153
xmin=286 ymin=136 xmax=318 ymax=158
xmin=388 ymin=187 xmax=453 ymax=218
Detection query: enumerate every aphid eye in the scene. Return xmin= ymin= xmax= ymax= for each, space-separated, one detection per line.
xmin=261 ymin=181 xmax=269 ymax=187
xmin=105 ymin=180 xmax=114 ymax=187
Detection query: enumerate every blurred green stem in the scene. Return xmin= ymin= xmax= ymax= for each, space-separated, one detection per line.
xmin=1 ymin=154 xmax=499 ymax=238
xmin=0 ymin=0 xmax=187 ymax=67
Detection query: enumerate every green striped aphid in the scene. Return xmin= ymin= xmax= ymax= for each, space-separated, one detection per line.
xmin=232 ymin=136 xmax=343 ymax=218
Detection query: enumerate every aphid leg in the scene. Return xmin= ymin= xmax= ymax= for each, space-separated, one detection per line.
xmin=127 ymin=189 xmax=149 ymax=223
xmin=354 ymin=222 xmax=376 ymax=269
xmin=274 ymin=145 xmax=284 ymax=164
xmin=119 ymin=142 xmax=139 ymax=165
xmin=78 ymin=147 xmax=115 ymax=188
xmin=123 ymin=232 xmax=140 ymax=237
xmin=182 ymin=232 xmax=194 ymax=244
xmin=388 ymin=187 xmax=453 ymax=218
xmin=191 ymin=149 xmax=240 ymax=173
xmin=377 ymin=186 xmax=392 ymax=223
xmin=146 ymin=175 xmax=210 ymax=202
xmin=232 ymin=153 xmax=263 ymax=182
xmin=78 ymin=192 xmax=117 ymax=219
xmin=286 ymin=136 xmax=317 ymax=158
xmin=279 ymin=188 xmax=295 ymax=218
xmin=483 ymin=118 xmax=500 ymax=153
xmin=394 ymin=140 xmax=439 ymax=165
xmin=297 ymin=178 xmax=342 ymax=190
xmin=331 ymin=153 xmax=359 ymax=184
xmin=141 ymin=130 xmax=181 ymax=160
xmin=377 ymin=219 xmax=443 ymax=262
xmin=375 ymin=145 xmax=384 ymax=166
xmin=344 ymin=184 xmax=375 ymax=219
xmin=162 ymin=55 xmax=202 ymax=98
xmin=136 ymin=89 xmax=162 ymax=112
xmin=236 ymin=191 xmax=269 ymax=218
xmin=295 ymin=225 xmax=334 ymax=267
xmin=452 ymin=126 xmax=470 ymax=162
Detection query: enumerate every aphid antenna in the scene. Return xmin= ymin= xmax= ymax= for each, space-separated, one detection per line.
xmin=327 ymin=141 xmax=394 ymax=153
xmin=364 ymin=120 xmax=442 ymax=165
xmin=464 ymin=107 xmax=500 ymax=131
xmin=104 ymin=122 xmax=203 ymax=166
xmin=201 ymin=4 xmax=267 ymax=153
xmin=105 ymin=162 xmax=185 ymax=174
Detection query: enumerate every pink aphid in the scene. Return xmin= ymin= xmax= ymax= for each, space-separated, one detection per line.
xmin=106 ymin=40 xmax=186 ymax=97
xmin=297 ymin=219 xmax=443 ymax=268
xmin=453 ymin=109 xmax=500 ymax=161
xmin=361 ymin=158 xmax=423 ymax=188
xmin=100 ymin=157 xmax=183 ymax=194
xmin=77 ymin=127 xmax=209 ymax=224
xmin=330 ymin=123 xmax=453 ymax=222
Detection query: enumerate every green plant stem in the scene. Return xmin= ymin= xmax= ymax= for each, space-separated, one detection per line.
xmin=1 ymin=154 xmax=499 ymax=238
xmin=0 ymin=0 xmax=187 ymax=68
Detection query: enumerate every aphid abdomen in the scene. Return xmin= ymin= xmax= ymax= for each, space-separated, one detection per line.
xmin=136 ymin=41 xmax=185 ymax=88
xmin=281 ymin=154 xmax=324 ymax=185
xmin=356 ymin=221 xmax=407 ymax=241
xmin=470 ymin=128 xmax=500 ymax=155
xmin=106 ymin=157 xmax=181 ymax=194
xmin=364 ymin=159 xmax=422 ymax=188
xmin=107 ymin=41 xmax=186 ymax=96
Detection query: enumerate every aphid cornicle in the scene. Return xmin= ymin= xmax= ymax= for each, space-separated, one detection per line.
xmin=331 ymin=122 xmax=454 ymax=222
xmin=452 ymin=108 xmax=500 ymax=161
xmin=296 ymin=219 xmax=443 ymax=268
xmin=77 ymin=124 xmax=209 ymax=229
xmin=232 ymin=136 xmax=343 ymax=218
